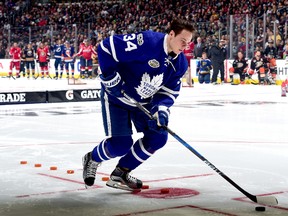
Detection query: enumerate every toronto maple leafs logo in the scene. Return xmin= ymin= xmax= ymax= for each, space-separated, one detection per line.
xmin=135 ymin=72 xmax=163 ymax=99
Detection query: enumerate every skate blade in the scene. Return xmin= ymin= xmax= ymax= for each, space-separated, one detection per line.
xmin=106 ymin=180 xmax=141 ymax=192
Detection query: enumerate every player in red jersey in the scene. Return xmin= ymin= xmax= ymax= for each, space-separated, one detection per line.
xmin=9 ymin=42 xmax=22 ymax=78
xmin=36 ymin=42 xmax=50 ymax=78
xmin=183 ymin=41 xmax=194 ymax=87
xmin=74 ymin=39 xmax=97 ymax=79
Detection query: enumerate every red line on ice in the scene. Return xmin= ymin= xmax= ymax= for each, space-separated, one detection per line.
xmin=96 ymin=172 xmax=214 ymax=182
xmin=143 ymin=173 xmax=214 ymax=183
xmin=37 ymin=173 xmax=88 ymax=185
xmin=114 ymin=204 xmax=238 ymax=216
xmin=16 ymin=173 xmax=103 ymax=198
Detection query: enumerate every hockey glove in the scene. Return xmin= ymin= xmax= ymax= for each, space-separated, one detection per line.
xmin=148 ymin=106 xmax=170 ymax=134
xmin=100 ymin=71 xmax=123 ymax=97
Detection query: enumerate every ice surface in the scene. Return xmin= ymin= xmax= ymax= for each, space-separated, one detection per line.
xmin=0 ymin=83 xmax=288 ymax=216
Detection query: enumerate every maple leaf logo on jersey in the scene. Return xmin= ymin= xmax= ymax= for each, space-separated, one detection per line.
xmin=135 ymin=72 xmax=163 ymax=99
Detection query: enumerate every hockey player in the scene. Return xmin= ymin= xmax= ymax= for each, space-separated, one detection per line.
xmin=183 ymin=40 xmax=194 ymax=86
xmin=264 ymin=40 xmax=277 ymax=84
xmin=36 ymin=42 xmax=50 ymax=78
xmin=23 ymin=43 xmax=36 ymax=78
xmin=9 ymin=42 xmax=21 ymax=78
xmin=74 ymin=39 xmax=97 ymax=79
xmin=250 ymin=50 xmax=269 ymax=85
xmin=52 ymin=39 xmax=64 ymax=79
xmin=229 ymin=51 xmax=248 ymax=84
xmin=19 ymin=45 xmax=26 ymax=77
xmin=197 ymin=52 xmax=212 ymax=84
xmin=62 ymin=41 xmax=75 ymax=78
xmin=82 ymin=19 xmax=194 ymax=190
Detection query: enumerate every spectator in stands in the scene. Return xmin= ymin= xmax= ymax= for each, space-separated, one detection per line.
xmin=264 ymin=39 xmax=277 ymax=58
xmin=0 ymin=0 xmax=287 ymax=61
xmin=255 ymin=28 xmax=264 ymax=48
xmin=0 ymin=44 xmax=6 ymax=58
xmin=194 ymin=37 xmax=205 ymax=59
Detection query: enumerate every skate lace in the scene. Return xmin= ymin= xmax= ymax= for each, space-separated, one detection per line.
xmin=86 ymin=160 xmax=100 ymax=177
xmin=126 ymin=173 xmax=138 ymax=184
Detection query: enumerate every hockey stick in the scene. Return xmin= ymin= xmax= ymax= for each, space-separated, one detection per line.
xmin=123 ymin=92 xmax=278 ymax=206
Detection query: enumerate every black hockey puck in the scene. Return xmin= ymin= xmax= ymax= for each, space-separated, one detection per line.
xmin=255 ymin=206 xmax=266 ymax=211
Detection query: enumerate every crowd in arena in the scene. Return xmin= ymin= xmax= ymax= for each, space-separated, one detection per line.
xmin=0 ymin=0 xmax=288 ymax=84
xmin=0 ymin=0 xmax=287 ymax=59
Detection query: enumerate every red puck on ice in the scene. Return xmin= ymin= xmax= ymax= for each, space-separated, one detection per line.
xmin=102 ymin=177 xmax=110 ymax=181
xmin=255 ymin=206 xmax=266 ymax=211
xmin=142 ymin=185 xmax=149 ymax=189
xmin=67 ymin=170 xmax=74 ymax=174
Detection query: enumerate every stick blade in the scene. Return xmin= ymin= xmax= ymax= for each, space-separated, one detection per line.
xmin=256 ymin=196 xmax=278 ymax=206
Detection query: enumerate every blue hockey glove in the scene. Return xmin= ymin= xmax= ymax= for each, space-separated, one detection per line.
xmin=100 ymin=71 xmax=123 ymax=97
xmin=148 ymin=106 xmax=170 ymax=133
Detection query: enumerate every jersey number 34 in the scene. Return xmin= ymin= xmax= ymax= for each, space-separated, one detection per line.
xmin=124 ymin=34 xmax=137 ymax=52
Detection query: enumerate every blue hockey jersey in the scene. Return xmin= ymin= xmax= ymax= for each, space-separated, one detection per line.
xmin=53 ymin=44 xmax=64 ymax=59
xmin=97 ymin=31 xmax=188 ymax=109
xmin=62 ymin=46 xmax=75 ymax=62
xmin=197 ymin=59 xmax=212 ymax=74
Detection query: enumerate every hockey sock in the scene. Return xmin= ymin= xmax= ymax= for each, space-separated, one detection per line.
xmin=117 ymin=139 xmax=153 ymax=170
xmin=92 ymin=139 xmax=112 ymax=162
xmin=92 ymin=136 xmax=133 ymax=163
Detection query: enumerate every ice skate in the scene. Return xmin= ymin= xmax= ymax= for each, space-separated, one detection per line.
xmin=106 ymin=167 xmax=142 ymax=191
xmin=82 ymin=152 xmax=101 ymax=188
